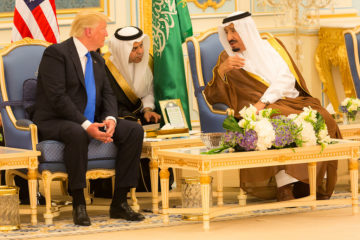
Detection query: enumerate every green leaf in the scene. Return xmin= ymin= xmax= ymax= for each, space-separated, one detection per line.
xmin=222 ymin=116 xmax=243 ymax=133
xmin=201 ymin=145 xmax=230 ymax=154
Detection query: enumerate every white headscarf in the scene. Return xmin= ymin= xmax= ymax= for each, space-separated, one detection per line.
xmin=108 ymin=26 xmax=152 ymax=101
xmin=218 ymin=11 xmax=299 ymax=104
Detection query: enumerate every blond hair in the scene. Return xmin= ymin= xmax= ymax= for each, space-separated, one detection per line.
xmin=70 ymin=11 xmax=109 ymax=37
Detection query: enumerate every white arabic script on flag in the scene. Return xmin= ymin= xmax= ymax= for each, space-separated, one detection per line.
xmin=12 ymin=0 xmax=60 ymax=44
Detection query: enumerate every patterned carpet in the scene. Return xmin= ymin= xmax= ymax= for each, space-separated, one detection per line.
xmin=0 ymin=193 xmax=354 ymax=239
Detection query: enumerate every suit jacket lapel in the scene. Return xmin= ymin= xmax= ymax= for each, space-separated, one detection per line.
xmin=67 ymin=38 xmax=86 ymax=88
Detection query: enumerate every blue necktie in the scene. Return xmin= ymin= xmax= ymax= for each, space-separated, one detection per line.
xmin=84 ymin=52 xmax=96 ymax=122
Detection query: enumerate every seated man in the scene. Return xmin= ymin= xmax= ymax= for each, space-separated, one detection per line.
xmin=104 ymin=26 xmax=161 ymax=124
xmin=204 ymin=11 xmax=341 ymax=201
xmin=33 ymin=11 xmax=145 ymax=226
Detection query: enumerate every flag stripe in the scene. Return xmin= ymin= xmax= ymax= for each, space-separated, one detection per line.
xmin=16 ymin=0 xmax=45 ymax=41
xmin=13 ymin=8 xmax=33 ymax=40
xmin=40 ymin=0 xmax=60 ymax=42
xmin=12 ymin=0 xmax=60 ymax=44
xmin=32 ymin=5 xmax=56 ymax=43
xmin=11 ymin=24 xmax=24 ymax=42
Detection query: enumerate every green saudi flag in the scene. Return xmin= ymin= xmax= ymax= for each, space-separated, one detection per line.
xmin=152 ymin=0 xmax=193 ymax=129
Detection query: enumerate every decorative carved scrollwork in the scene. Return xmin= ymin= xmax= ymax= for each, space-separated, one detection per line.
xmin=188 ymin=0 xmax=227 ymax=11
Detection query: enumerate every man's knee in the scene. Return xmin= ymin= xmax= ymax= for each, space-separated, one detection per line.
xmin=61 ymin=123 xmax=89 ymax=144
xmin=117 ymin=120 xmax=144 ymax=139
xmin=132 ymin=122 xmax=144 ymax=139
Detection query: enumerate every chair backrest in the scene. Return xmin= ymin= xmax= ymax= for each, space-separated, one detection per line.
xmin=186 ymin=29 xmax=229 ymax=133
xmin=0 ymin=38 xmax=50 ymax=148
xmin=186 ymin=28 xmax=224 ymax=92
xmin=344 ymin=27 xmax=360 ymax=98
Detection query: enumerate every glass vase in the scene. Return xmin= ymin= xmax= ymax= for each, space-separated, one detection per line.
xmin=343 ymin=111 xmax=358 ymax=125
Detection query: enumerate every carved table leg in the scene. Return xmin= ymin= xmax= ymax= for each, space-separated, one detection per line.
xmin=160 ymin=168 xmax=170 ymax=224
xmin=349 ymin=156 xmax=359 ymax=215
xmin=237 ymin=170 xmax=247 ymax=206
xmin=216 ymin=171 xmax=223 ymax=206
xmin=42 ymin=171 xmax=54 ymax=225
xmin=200 ymin=174 xmax=211 ymax=231
xmin=308 ymin=162 xmax=317 ymax=210
xmin=149 ymin=159 xmax=159 ymax=213
xmin=28 ymin=162 xmax=37 ymax=225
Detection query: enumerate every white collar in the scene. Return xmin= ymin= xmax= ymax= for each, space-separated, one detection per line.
xmin=73 ymin=37 xmax=89 ymax=58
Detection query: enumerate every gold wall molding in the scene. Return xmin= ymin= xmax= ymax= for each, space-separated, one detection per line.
xmin=0 ymin=0 xmax=109 ymax=18
xmin=188 ymin=0 xmax=228 ymax=11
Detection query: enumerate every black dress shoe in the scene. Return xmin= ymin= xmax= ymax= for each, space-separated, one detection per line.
xmin=72 ymin=204 xmax=91 ymax=226
xmin=110 ymin=202 xmax=145 ymax=221
xmin=20 ymin=192 xmax=46 ymax=205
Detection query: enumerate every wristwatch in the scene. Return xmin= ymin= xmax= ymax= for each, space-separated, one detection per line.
xmin=260 ymin=98 xmax=270 ymax=106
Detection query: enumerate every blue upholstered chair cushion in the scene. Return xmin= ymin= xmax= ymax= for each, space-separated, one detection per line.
xmin=35 ymin=139 xmax=117 ymax=173
xmin=37 ymin=139 xmax=117 ymax=163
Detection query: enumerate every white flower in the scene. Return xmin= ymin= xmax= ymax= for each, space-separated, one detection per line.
xmin=341 ymin=98 xmax=350 ymax=107
xmin=348 ymin=104 xmax=358 ymax=112
xmin=258 ymin=108 xmax=273 ymax=120
xmin=254 ymin=118 xmax=275 ymax=151
xmin=340 ymin=97 xmax=360 ymax=113
xmin=300 ymin=107 xmax=317 ymax=123
xmin=238 ymin=119 xmax=246 ymax=128
xmin=287 ymin=114 xmax=298 ymax=120
xmin=318 ymin=126 xmax=328 ymax=139
xmin=239 ymin=105 xmax=257 ymax=121
xmin=300 ymin=121 xmax=317 ymax=146
xmin=247 ymin=121 xmax=256 ymax=130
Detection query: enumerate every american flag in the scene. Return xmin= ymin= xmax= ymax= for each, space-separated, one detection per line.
xmin=12 ymin=0 xmax=60 ymax=44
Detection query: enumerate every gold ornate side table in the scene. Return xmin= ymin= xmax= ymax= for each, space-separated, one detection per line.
xmin=0 ymin=147 xmax=40 ymax=226
xmin=141 ymin=137 xmax=204 ymax=213
xmin=315 ymin=25 xmax=358 ymax=112
xmin=339 ymin=123 xmax=360 ymax=141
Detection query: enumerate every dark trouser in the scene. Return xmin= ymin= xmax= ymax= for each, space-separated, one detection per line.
xmin=37 ymin=119 xmax=143 ymax=191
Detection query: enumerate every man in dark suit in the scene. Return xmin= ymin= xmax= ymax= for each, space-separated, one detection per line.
xmin=33 ymin=11 xmax=145 ymax=226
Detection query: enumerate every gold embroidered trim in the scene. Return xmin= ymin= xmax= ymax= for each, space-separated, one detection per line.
xmin=246 ymin=71 xmax=270 ymax=87
xmin=103 ymin=52 xmax=139 ymax=105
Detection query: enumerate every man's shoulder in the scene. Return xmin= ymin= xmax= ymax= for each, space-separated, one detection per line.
xmin=44 ymin=37 xmax=73 ymax=55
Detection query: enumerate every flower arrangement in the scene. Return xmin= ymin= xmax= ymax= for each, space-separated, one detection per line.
xmin=204 ymin=105 xmax=333 ymax=154
xmin=339 ymin=97 xmax=360 ymax=121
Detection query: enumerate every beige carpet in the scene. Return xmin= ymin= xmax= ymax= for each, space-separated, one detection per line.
xmin=29 ymin=206 xmax=360 ymax=240
xmin=1 ymin=189 xmax=358 ymax=240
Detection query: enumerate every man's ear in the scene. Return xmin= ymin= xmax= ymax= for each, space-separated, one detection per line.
xmin=84 ymin=28 xmax=92 ymax=37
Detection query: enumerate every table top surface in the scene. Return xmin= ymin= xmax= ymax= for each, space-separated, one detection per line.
xmin=156 ymin=139 xmax=360 ymax=171
xmin=157 ymin=139 xmax=360 ymax=158
xmin=338 ymin=123 xmax=360 ymax=130
xmin=0 ymin=146 xmax=40 ymax=158
xmin=143 ymin=135 xmax=202 ymax=146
